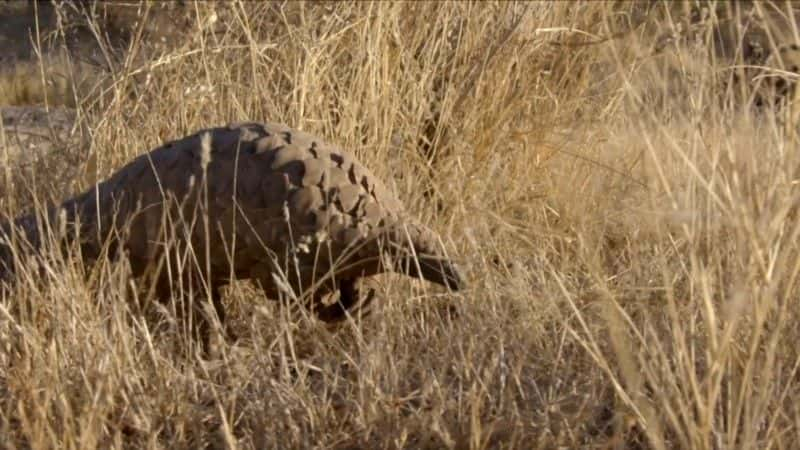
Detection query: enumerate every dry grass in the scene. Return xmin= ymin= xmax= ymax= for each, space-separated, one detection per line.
xmin=3 ymin=1 xmax=800 ymax=448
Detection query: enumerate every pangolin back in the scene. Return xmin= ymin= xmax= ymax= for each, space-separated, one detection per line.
xmin=0 ymin=122 xmax=464 ymax=318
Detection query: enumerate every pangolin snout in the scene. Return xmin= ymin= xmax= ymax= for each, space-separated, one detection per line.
xmin=411 ymin=254 xmax=466 ymax=291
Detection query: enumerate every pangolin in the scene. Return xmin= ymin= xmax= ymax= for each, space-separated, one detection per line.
xmin=0 ymin=121 xmax=465 ymax=340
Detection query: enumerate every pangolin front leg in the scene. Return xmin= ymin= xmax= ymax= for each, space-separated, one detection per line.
xmin=314 ymin=279 xmax=376 ymax=322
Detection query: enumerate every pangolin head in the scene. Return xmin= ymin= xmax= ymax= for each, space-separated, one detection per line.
xmin=383 ymin=220 xmax=466 ymax=291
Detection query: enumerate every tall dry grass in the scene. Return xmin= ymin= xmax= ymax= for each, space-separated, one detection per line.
xmin=2 ymin=1 xmax=800 ymax=448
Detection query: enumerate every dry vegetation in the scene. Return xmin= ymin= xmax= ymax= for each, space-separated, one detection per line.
xmin=3 ymin=1 xmax=800 ymax=448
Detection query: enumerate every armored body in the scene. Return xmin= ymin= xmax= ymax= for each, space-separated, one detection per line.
xmin=0 ymin=122 xmax=465 ymax=338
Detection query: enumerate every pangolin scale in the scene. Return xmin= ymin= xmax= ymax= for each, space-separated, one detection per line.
xmin=0 ymin=122 xmax=465 ymax=339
